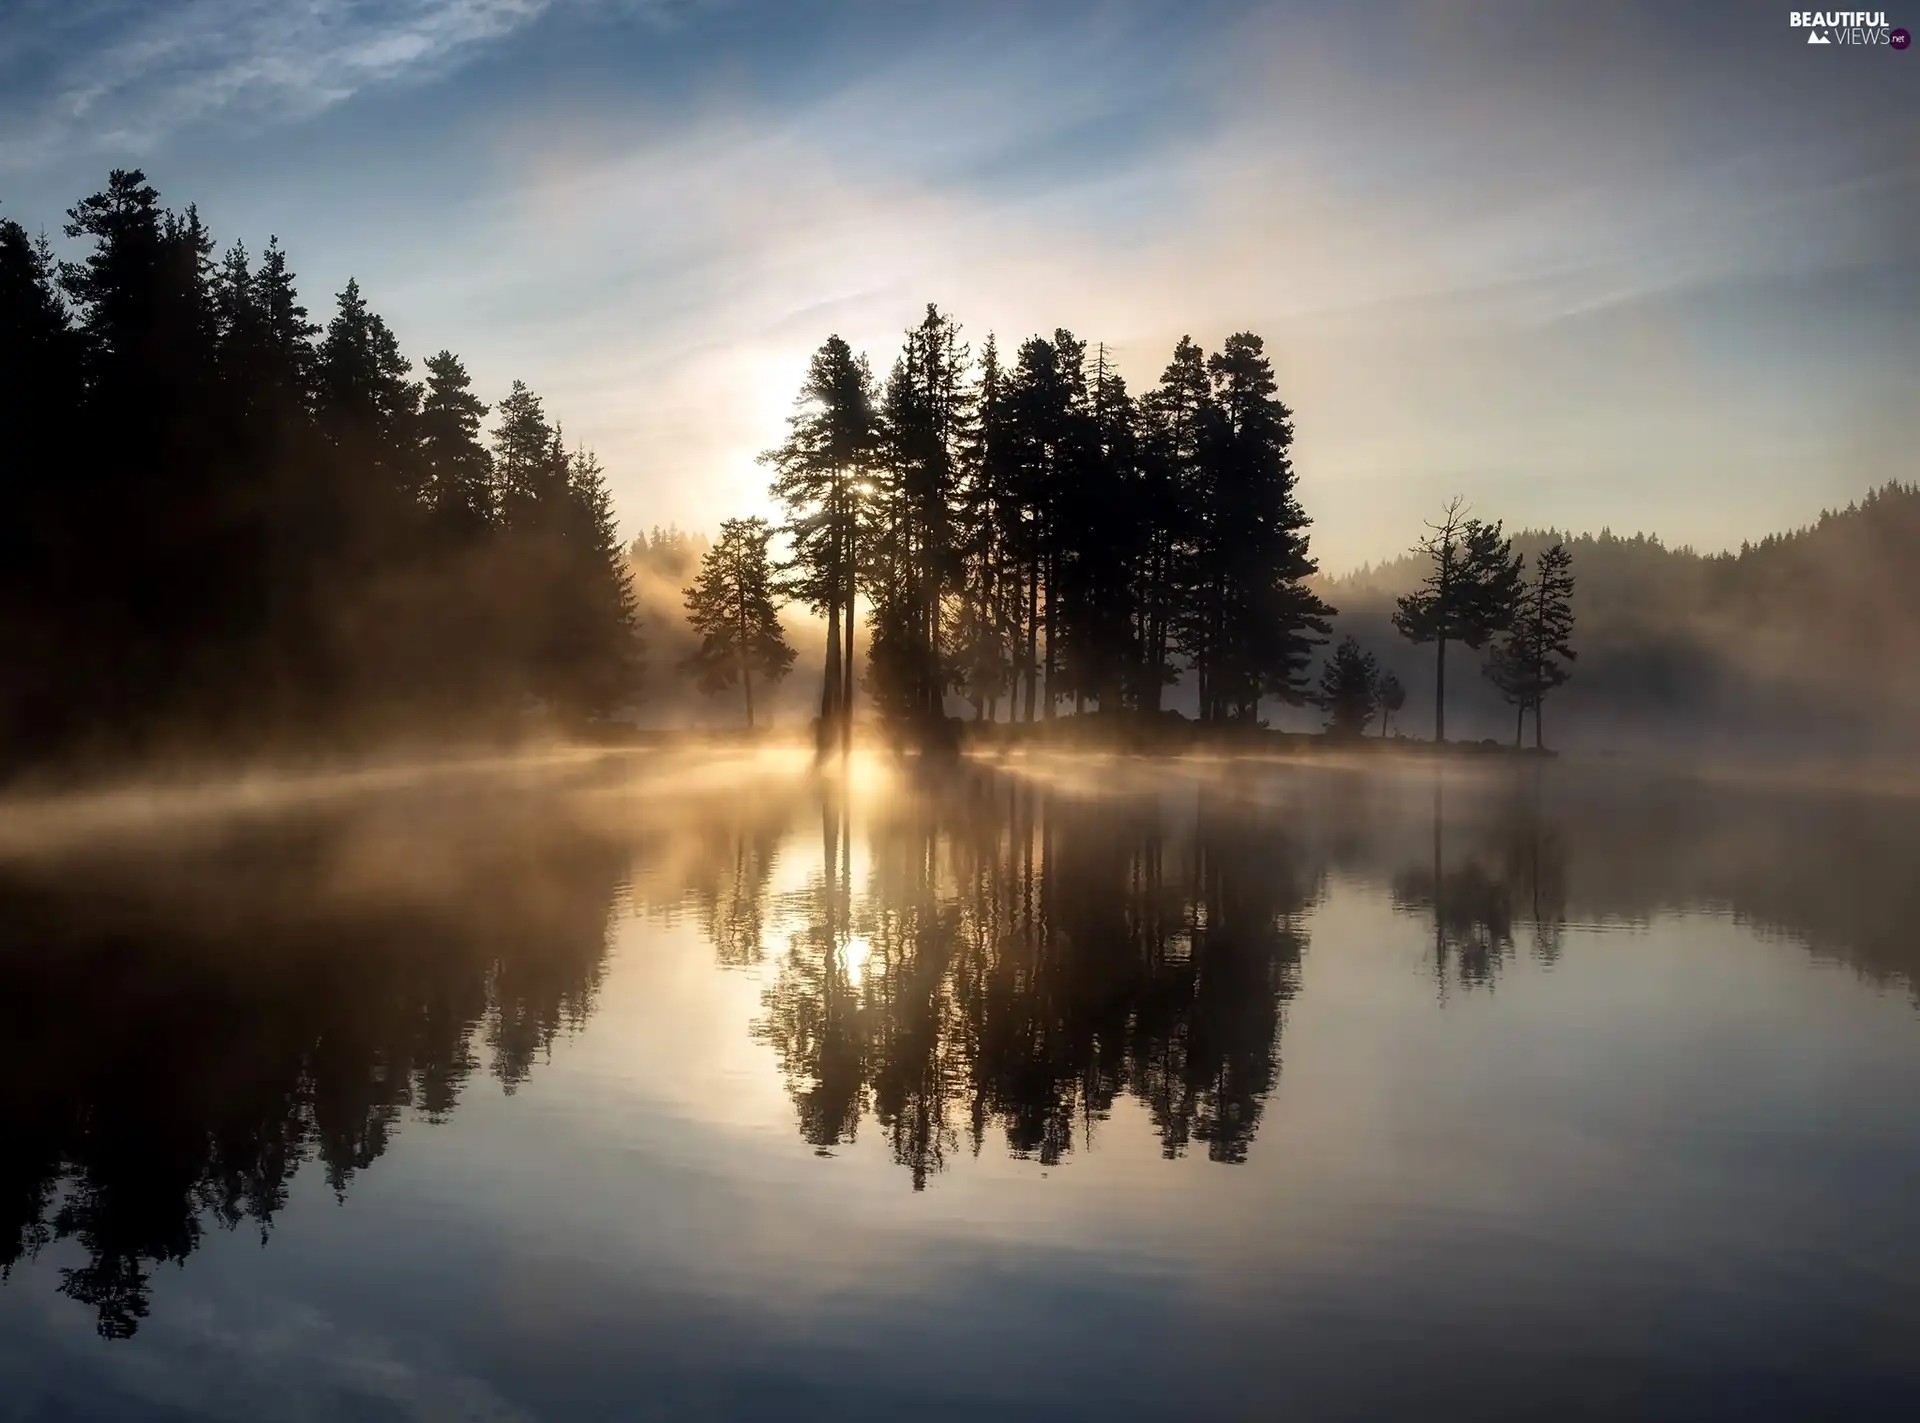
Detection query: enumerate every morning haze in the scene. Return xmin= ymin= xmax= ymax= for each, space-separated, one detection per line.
xmin=0 ymin=2 xmax=1916 ymax=1419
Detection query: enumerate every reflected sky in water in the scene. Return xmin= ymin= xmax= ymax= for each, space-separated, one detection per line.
xmin=1 ymin=750 xmax=1917 ymax=1420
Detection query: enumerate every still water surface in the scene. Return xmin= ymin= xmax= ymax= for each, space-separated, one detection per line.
xmin=1 ymin=750 xmax=1917 ymax=1420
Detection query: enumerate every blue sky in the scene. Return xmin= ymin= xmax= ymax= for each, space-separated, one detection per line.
xmin=2 ymin=0 xmax=1915 ymax=569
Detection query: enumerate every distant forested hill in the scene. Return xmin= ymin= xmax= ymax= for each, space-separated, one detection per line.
xmin=1309 ymin=482 xmax=1920 ymax=754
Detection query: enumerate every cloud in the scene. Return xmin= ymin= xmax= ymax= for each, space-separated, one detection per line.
xmin=1 ymin=0 xmax=663 ymax=165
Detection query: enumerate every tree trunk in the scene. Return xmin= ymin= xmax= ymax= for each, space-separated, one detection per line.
xmin=821 ymin=595 xmax=842 ymax=757
xmin=1022 ymin=558 xmax=1039 ymax=723
xmin=1514 ymin=700 xmax=1523 ymax=749
xmin=1434 ymin=636 xmax=1447 ymax=744
xmin=1042 ymin=545 xmax=1057 ymax=722
xmin=1535 ymin=699 xmax=1544 ymax=752
xmin=842 ymin=574 xmax=855 ymax=756
xmin=738 ymin=599 xmax=754 ymax=731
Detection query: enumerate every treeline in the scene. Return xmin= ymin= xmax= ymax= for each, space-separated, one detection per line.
xmin=0 ymin=170 xmax=639 ymax=769
xmin=1318 ymin=482 xmax=1920 ymax=749
xmin=745 ymin=308 xmax=1335 ymax=744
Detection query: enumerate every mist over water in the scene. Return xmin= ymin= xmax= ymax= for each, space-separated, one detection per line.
xmin=0 ymin=748 xmax=1916 ymax=1419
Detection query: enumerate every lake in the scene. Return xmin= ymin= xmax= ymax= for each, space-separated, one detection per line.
xmin=1 ymin=749 xmax=1916 ymax=1421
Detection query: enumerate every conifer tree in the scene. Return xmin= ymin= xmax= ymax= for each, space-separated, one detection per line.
xmin=0 ymin=216 xmax=80 ymax=750
xmin=1317 ymin=636 xmax=1381 ymax=737
xmin=682 ymin=517 xmax=796 ymax=728
xmin=869 ymin=306 xmax=972 ymax=726
xmin=1137 ymin=337 xmax=1209 ymax=715
xmin=1001 ymin=331 xmax=1086 ymax=720
xmin=1057 ymin=341 xmax=1143 ymax=713
xmin=1485 ymin=542 xmax=1576 ymax=748
xmin=951 ymin=333 xmax=1017 ymax=719
xmin=492 ymin=380 xmax=563 ymax=533
xmin=317 ymin=279 xmax=423 ymax=546
xmin=59 ymin=171 xmax=227 ymax=727
xmin=761 ymin=336 xmax=879 ymax=755
xmin=555 ymin=446 xmax=644 ymax=720
xmin=1391 ymin=499 xmax=1522 ymax=742
xmin=1198 ymin=332 xmax=1332 ymax=721
xmin=419 ymin=351 xmax=494 ymax=540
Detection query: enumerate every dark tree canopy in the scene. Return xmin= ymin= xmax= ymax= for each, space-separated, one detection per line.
xmin=0 ymin=170 xmax=644 ymax=769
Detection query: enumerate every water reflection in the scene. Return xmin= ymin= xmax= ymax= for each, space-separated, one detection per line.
xmin=0 ymin=752 xmax=1915 ymax=1341
xmin=0 ymin=789 xmax=628 ymax=1338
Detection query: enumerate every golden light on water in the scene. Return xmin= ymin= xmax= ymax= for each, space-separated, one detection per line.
xmin=839 ymin=933 xmax=874 ymax=987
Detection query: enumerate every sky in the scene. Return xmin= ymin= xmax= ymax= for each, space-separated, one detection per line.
xmin=1 ymin=0 xmax=1915 ymax=571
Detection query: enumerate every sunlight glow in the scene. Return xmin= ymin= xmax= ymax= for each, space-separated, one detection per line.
xmin=839 ymin=934 xmax=873 ymax=987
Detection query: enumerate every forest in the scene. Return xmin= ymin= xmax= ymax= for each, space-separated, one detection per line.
xmin=4 ymin=170 xmax=1914 ymax=770
xmin=0 ymin=170 xmax=639 ymax=770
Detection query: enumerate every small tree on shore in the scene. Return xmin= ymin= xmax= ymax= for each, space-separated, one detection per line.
xmin=1486 ymin=542 xmax=1576 ymax=748
xmin=1316 ymin=636 xmax=1380 ymax=737
xmin=683 ymin=517 xmax=795 ymax=729
xmin=1391 ymin=498 xmax=1522 ymax=742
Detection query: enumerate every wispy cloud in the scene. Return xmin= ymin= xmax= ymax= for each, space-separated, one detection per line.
xmin=2 ymin=0 xmax=659 ymax=165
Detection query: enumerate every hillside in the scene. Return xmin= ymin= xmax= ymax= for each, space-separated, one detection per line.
xmin=1307 ymin=483 xmax=1920 ymax=753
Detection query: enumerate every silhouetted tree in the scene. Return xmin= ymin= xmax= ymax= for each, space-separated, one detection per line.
xmin=1391 ymin=498 xmax=1522 ymax=742
xmin=867 ymin=306 xmax=974 ymax=727
xmin=762 ymin=336 xmax=880 ymax=755
xmin=950 ymin=333 xmax=1020 ymax=719
xmin=1137 ymin=337 xmax=1211 ymax=715
xmin=0 ymin=214 xmax=80 ymax=753
xmin=1176 ymin=334 xmax=1330 ymax=722
xmin=682 ymin=516 xmax=795 ymax=727
xmin=1317 ymin=636 xmax=1381 ymax=736
xmin=1486 ymin=542 xmax=1577 ymax=748
xmin=419 ymin=351 xmax=493 ymax=540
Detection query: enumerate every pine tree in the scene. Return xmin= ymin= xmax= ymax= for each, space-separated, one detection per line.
xmin=1485 ymin=542 xmax=1576 ymax=747
xmin=492 ymin=380 xmax=564 ymax=533
xmin=951 ymin=333 xmax=1017 ymax=719
xmin=1001 ymin=331 xmax=1086 ymax=720
xmin=419 ymin=351 xmax=494 ymax=540
xmin=761 ymin=336 xmax=879 ymax=755
xmin=1200 ymin=332 xmax=1332 ymax=721
xmin=1391 ymin=499 xmax=1522 ymax=742
xmin=555 ymin=446 xmax=643 ymax=720
xmin=682 ymin=517 xmax=796 ymax=728
xmin=1056 ymin=340 xmax=1143 ymax=714
xmin=0 ymin=216 xmax=81 ymax=751
xmin=316 ymin=278 xmax=423 ymax=547
xmin=869 ymin=306 xmax=973 ymax=727
xmin=1137 ymin=337 xmax=1209 ymax=715
xmin=1317 ymin=636 xmax=1381 ymax=737
xmin=59 ymin=172 xmax=228 ymax=729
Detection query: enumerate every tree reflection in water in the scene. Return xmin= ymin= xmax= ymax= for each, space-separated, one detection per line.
xmin=1 ymin=752 xmax=1914 ymax=1336
xmin=0 ymin=788 xmax=628 ymax=1338
xmin=754 ymin=766 xmax=1320 ymax=1186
